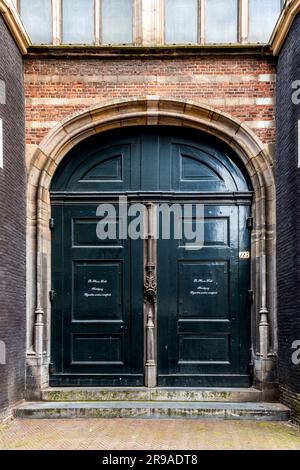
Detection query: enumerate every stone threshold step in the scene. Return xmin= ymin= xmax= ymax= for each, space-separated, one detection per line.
xmin=15 ymin=401 xmax=290 ymax=421
xmin=41 ymin=387 xmax=263 ymax=403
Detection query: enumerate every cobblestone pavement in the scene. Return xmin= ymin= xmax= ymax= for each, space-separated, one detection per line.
xmin=0 ymin=419 xmax=300 ymax=450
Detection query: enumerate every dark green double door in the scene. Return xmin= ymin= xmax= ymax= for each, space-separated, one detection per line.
xmin=51 ymin=202 xmax=251 ymax=387
xmin=50 ymin=130 xmax=252 ymax=387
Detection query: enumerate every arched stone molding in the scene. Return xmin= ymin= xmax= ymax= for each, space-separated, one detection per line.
xmin=26 ymin=97 xmax=277 ymax=396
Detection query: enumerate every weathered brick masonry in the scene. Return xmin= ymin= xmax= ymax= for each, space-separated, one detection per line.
xmin=23 ymin=51 xmax=278 ymax=400
xmin=276 ymin=12 xmax=300 ymax=425
xmin=24 ymin=55 xmax=276 ymax=151
xmin=0 ymin=15 xmax=26 ymax=419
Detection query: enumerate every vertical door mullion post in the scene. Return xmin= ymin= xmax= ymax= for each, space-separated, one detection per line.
xmin=144 ymin=203 xmax=157 ymax=387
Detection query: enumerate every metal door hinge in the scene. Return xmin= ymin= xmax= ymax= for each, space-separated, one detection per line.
xmin=49 ymin=218 xmax=55 ymax=230
xmin=247 ymin=217 xmax=254 ymax=230
xmin=49 ymin=363 xmax=55 ymax=375
xmin=247 ymin=290 xmax=254 ymax=304
xmin=49 ymin=290 xmax=55 ymax=302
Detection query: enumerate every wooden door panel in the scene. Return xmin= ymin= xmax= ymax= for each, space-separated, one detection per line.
xmin=72 ymin=335 xmax=124 ymax=365
xmin=157 ymin=204 xmax=251 ymax=387
xmin=50 ymin=204 xmax=144 ymax=386
xmin=50 ymin=130 xmax=252 ymax=388
xmin=72 ymin=261 xmax=123 ymax=321
xmin=178 ymin=335 xmax=231 ymax=363
xmin=178 ymin=261 xmax=230 ymax=319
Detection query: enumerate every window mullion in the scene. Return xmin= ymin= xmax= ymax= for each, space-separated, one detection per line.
xmin=141 ymin=0 xmax=163 ymax=46
xmin=53 ymin=0 xmax=61 ymax=45
xmin=95 ymin=0 xmax=101 ymax=45
xmin=239 ymin=0 xmax=249 ymax=43
xmin=155 ymin=0 xmax=164 ymax=45
xmin=133 ymin=0 xmax=142 ymax=46
xmin=200 ymin=0 xmax=205 ymax=44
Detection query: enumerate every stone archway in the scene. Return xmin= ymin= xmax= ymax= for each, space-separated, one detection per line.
xmin=26 ymin=97 xmax=276 ymax=398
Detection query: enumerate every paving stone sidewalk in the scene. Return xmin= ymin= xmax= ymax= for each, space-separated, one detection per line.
xmin=0 ymin=419 xmax=300 ymax=450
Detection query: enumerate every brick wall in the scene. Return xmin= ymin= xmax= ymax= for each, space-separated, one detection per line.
xmin=0 ymin=15 xmax=26 ymax=419
xmin=24 ymin=54 xmax=276 ymax=150
xmin=276 ymin=13 xmax=300 ymax=425
xmin=24 ymin=51 xmax=278 ymax=398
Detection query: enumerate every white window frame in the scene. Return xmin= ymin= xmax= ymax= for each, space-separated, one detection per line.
xmin=57 ymin=0 xmax=139 ymax=45
xmin=163 ymin=0 xmax=241 ymax=45
xmin=17 ymin=0 xmax=53 ymax=44
xmin=99 ymin=0 xmax=139 ymax=45
xmin=164 ymin=0 xmax=201 ymax=45
xmin=163 ymin=0 xmax=283 ymax=45
xmin=17 ymin=0 xmax=283 ymax=46
xmin=247 ymin=0 xmax=284 ymax=44
xmin=17 ymin=0 xmax=139 ymax=45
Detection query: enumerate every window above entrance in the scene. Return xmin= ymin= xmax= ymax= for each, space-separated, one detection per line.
xmin=16 ymin=0 xmax=282 ymax=46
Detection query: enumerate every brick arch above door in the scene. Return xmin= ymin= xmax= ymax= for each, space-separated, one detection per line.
xmin=29 ymin=97 xmax=273 ymax=192
xmin=26 ymin=97 xmax=277 ymax=396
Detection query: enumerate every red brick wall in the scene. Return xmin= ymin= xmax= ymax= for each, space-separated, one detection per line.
xmin=24 ymin=55 xmax=276 ymax=147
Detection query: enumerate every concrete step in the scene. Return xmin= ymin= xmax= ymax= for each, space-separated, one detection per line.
xmin=41 ymin=387 xmax=263 ymax=403
xmin=14 ymin=401 xmax=290 ymax=421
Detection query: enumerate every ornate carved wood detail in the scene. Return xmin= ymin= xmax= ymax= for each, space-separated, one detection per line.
xmin=144 ymin=267 xmax=157 ymax=303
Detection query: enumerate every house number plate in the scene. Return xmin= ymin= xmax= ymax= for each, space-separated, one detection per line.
xmin=239 ymin=251 xmax=250 ymax=259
